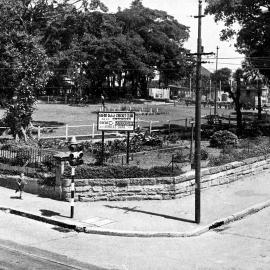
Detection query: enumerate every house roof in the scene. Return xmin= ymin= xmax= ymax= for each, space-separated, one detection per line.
xmin=201 ymin=66 xmax=212 ymax=77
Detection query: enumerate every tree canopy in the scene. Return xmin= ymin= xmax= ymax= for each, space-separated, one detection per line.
xmin=205 ymin=0 xmax=270 ymax=79
xmin=0 ymin=0 xmax=193 ymax=140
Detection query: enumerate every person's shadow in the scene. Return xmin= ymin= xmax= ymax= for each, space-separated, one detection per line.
xmin=10 ymin=196 xmax=22 ymax=200
xmin=39 ymin=209 xmax=69 ymax=218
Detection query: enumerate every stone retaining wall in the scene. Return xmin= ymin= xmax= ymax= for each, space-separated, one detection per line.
xmin=0 ymin=173 xmax=62 ymax=200
xmin=0 ymin=163 xmax=62 ymax=200
xmin=61 ymin=155 xmax=270 ymax=202
xmin=0 ymin=155 xmax=269 ymax=202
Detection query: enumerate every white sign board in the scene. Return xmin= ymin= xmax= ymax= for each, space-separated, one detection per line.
xmin=97 ymin=112 xmax=136 ymax=131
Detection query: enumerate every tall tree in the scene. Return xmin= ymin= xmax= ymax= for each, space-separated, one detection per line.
xmin=205 ymin=0 xmax=270 ymax=80
xmin=0 ymin=0 xmax=50 ymax=140
xmin=211 ymin=67 xmax=232 ymax=93
xmin=116 ymin=0 xmax=191 ymax=96
xmin=232 ymin=68 xmax=244 ymax=135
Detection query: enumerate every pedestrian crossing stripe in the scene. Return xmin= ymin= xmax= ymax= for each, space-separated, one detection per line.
xmin=81 ymin=217 xmax=115 ymax=227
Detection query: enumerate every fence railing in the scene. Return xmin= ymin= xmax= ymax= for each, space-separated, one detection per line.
xmin=2 ymin=112 xmax=269 ymax=142
xmin=0 ymin=148 xmax=57 ymax=170
xmin=35 ymin=118 xmax=196 ymax=141
xmin=25 ymin=115 xmax=216 ymax=141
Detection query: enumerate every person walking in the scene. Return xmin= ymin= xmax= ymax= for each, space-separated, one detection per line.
xmin=15 ymin=173 xmax=26 ymax=199
xmin=101 ymin=94 xmax=105 ymax=108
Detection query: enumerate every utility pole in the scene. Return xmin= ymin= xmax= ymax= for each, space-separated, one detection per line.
xmin=194 ymin=0 xmax=203 ymax=224
xmin=189 ymin=75 xmax=192 ymax=97
xmin=214 ymin=46 xmax=219 ymax=116
xmin=188 ymin=0 xmax=214 ymax=224
xmin=209 ymin=79 xmax=212 ymax=100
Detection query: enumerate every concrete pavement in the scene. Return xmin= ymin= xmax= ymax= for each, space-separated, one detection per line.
xmin=0 ymin=170 xmax=270 ymax=237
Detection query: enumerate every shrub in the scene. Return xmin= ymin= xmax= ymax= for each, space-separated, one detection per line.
xmin=243 ymin=123 xmax=263 ymax=137
xmin=38 ymin=138 xmax=67 ymax=149
xmin=210 ymin=130 xmax=238 ymax=148
xmin=173 ymin=150 xmax=186 ymax=163
xmin=208 ymin=153 xmax=236 ymax=167
xmin=92 ymin=143 xmax=112 ymax=165
xmin=63 ymin=164 xmax=182 ymax=179
xmin=200 ymin=148 xmax=209 ymax=160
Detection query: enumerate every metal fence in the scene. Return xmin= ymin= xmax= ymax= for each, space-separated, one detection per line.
xmin=0 ymin=148 xmax=57 ymax=170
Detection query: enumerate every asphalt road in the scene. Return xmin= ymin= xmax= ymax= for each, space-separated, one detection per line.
xmin=0 ymin=207 xmax=270 ymax=270
xmin=0 ymin=242 xmax=105 ymax=270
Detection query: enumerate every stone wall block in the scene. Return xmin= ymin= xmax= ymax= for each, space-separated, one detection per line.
xmin=128 ymin=186 xmax=143 ymax=192
xmin=103 ymin=186 xmax=115 ymax=192
xmin=92 ymin=186 xmax=103 ymax=192
xmin=148 ymin=195 xmax=162 ymax=200
xmin=129 ymin=178 xmax=156 ymax=185
xmin=156 ymin=177 xmax=174 ymax=185
xmin=88 ymin=179 xmax=115 ymax=186
xmin=75 ymin=180 xmax=88 ymax=186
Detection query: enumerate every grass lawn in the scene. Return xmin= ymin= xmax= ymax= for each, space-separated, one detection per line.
xmin=0 ymin=101 xmax=234 ymax=139
xmin=32 ymin=102 xmax=233 ymax=125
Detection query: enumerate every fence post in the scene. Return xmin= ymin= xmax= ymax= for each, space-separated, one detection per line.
xmin=65 ymin=124 xmax=69 ymax=140
xmin=92 ymin=123 xmax=95 ymax=139
xmin=47 ymin=96 xmax=50 ymax=103
xmin=149 ymin=121 xmax=152 ymax=134
xmin=185 ymin=118 xmax=188 ymax=130
xmin=37 ymin=126 xmax=41 ymax=140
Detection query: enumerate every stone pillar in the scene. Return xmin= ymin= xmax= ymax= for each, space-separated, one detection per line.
xmin=54 ymin=153 xmax=69 ymax=200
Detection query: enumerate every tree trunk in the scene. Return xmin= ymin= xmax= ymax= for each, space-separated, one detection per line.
xmin=257 ymin=87 xmax=262 ymax=120
xmin=228 ymin=77 xmax=242 ymax=136
xmin=21 ymin=126 xmax=28 ymax=142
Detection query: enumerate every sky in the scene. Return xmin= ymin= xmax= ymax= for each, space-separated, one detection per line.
xmin=101 ymin=0 xmax=244 ymax=73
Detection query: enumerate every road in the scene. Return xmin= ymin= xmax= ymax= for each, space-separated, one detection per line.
xmin=0 ymin=207 xmax=269 ymax=270
xmin=0 ymin=242 xmax=106 ymax=270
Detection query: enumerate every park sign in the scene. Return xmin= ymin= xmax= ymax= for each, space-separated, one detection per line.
xmin=97 ymin=111 xmax=136 ymax=131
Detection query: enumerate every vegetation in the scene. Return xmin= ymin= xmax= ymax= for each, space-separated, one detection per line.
xmin=205 ymin=0 xmax=270 ymax=80
xmin=208 ymin=137 xmax=270 ymax=167
xmin=0 ymin=0 xmax=194 ymax=140
xmin=63 ymin=164 xmax=181 ymax=179
xmin=210 ymin=130 xmax=238 ymax=148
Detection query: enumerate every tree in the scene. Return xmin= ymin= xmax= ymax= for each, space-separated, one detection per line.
xmin=212 ymin=67 xmax=244 ymax=135
xmin=205 ymin=0 xmax=270 ymax=80
xmin=242 ymin=62 xmax=265 ymax=120
xmin=116 ymin=0 xmax=191 ymax=96
xmin=0 ymin=0 xmax=50 ymax=141
xmin=211 ymin=67 xmax=232 ymax=93
xmin=231 ymin=68 xmax=244 ymax=135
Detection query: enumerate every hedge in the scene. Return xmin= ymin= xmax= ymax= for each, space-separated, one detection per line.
xmin=63 ymin=164 xmax=182 ymax=179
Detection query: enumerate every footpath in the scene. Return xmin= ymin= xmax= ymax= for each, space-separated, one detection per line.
xmin=0 ymin=170 xmax=270 ymax=238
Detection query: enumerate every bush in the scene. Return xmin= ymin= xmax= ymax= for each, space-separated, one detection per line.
xmin=38 ymin=138 xmax=67 ymax=149
xmin=210 ymin=130 xmax=238 ymax=148
xmin=200 ymin=148 xmax=209 ymax=160
xmin=208 ymin=153 xmax=237 ymax=167
xmin=92 ymin=143 xmax=112 ymax=165
xmin=63 ymin=164 xmax=182 ymax=179
xmin=208 ymin=141 xmax=270 ymax=167
xmin=243 ymin=122 xmax=263 ymax=137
